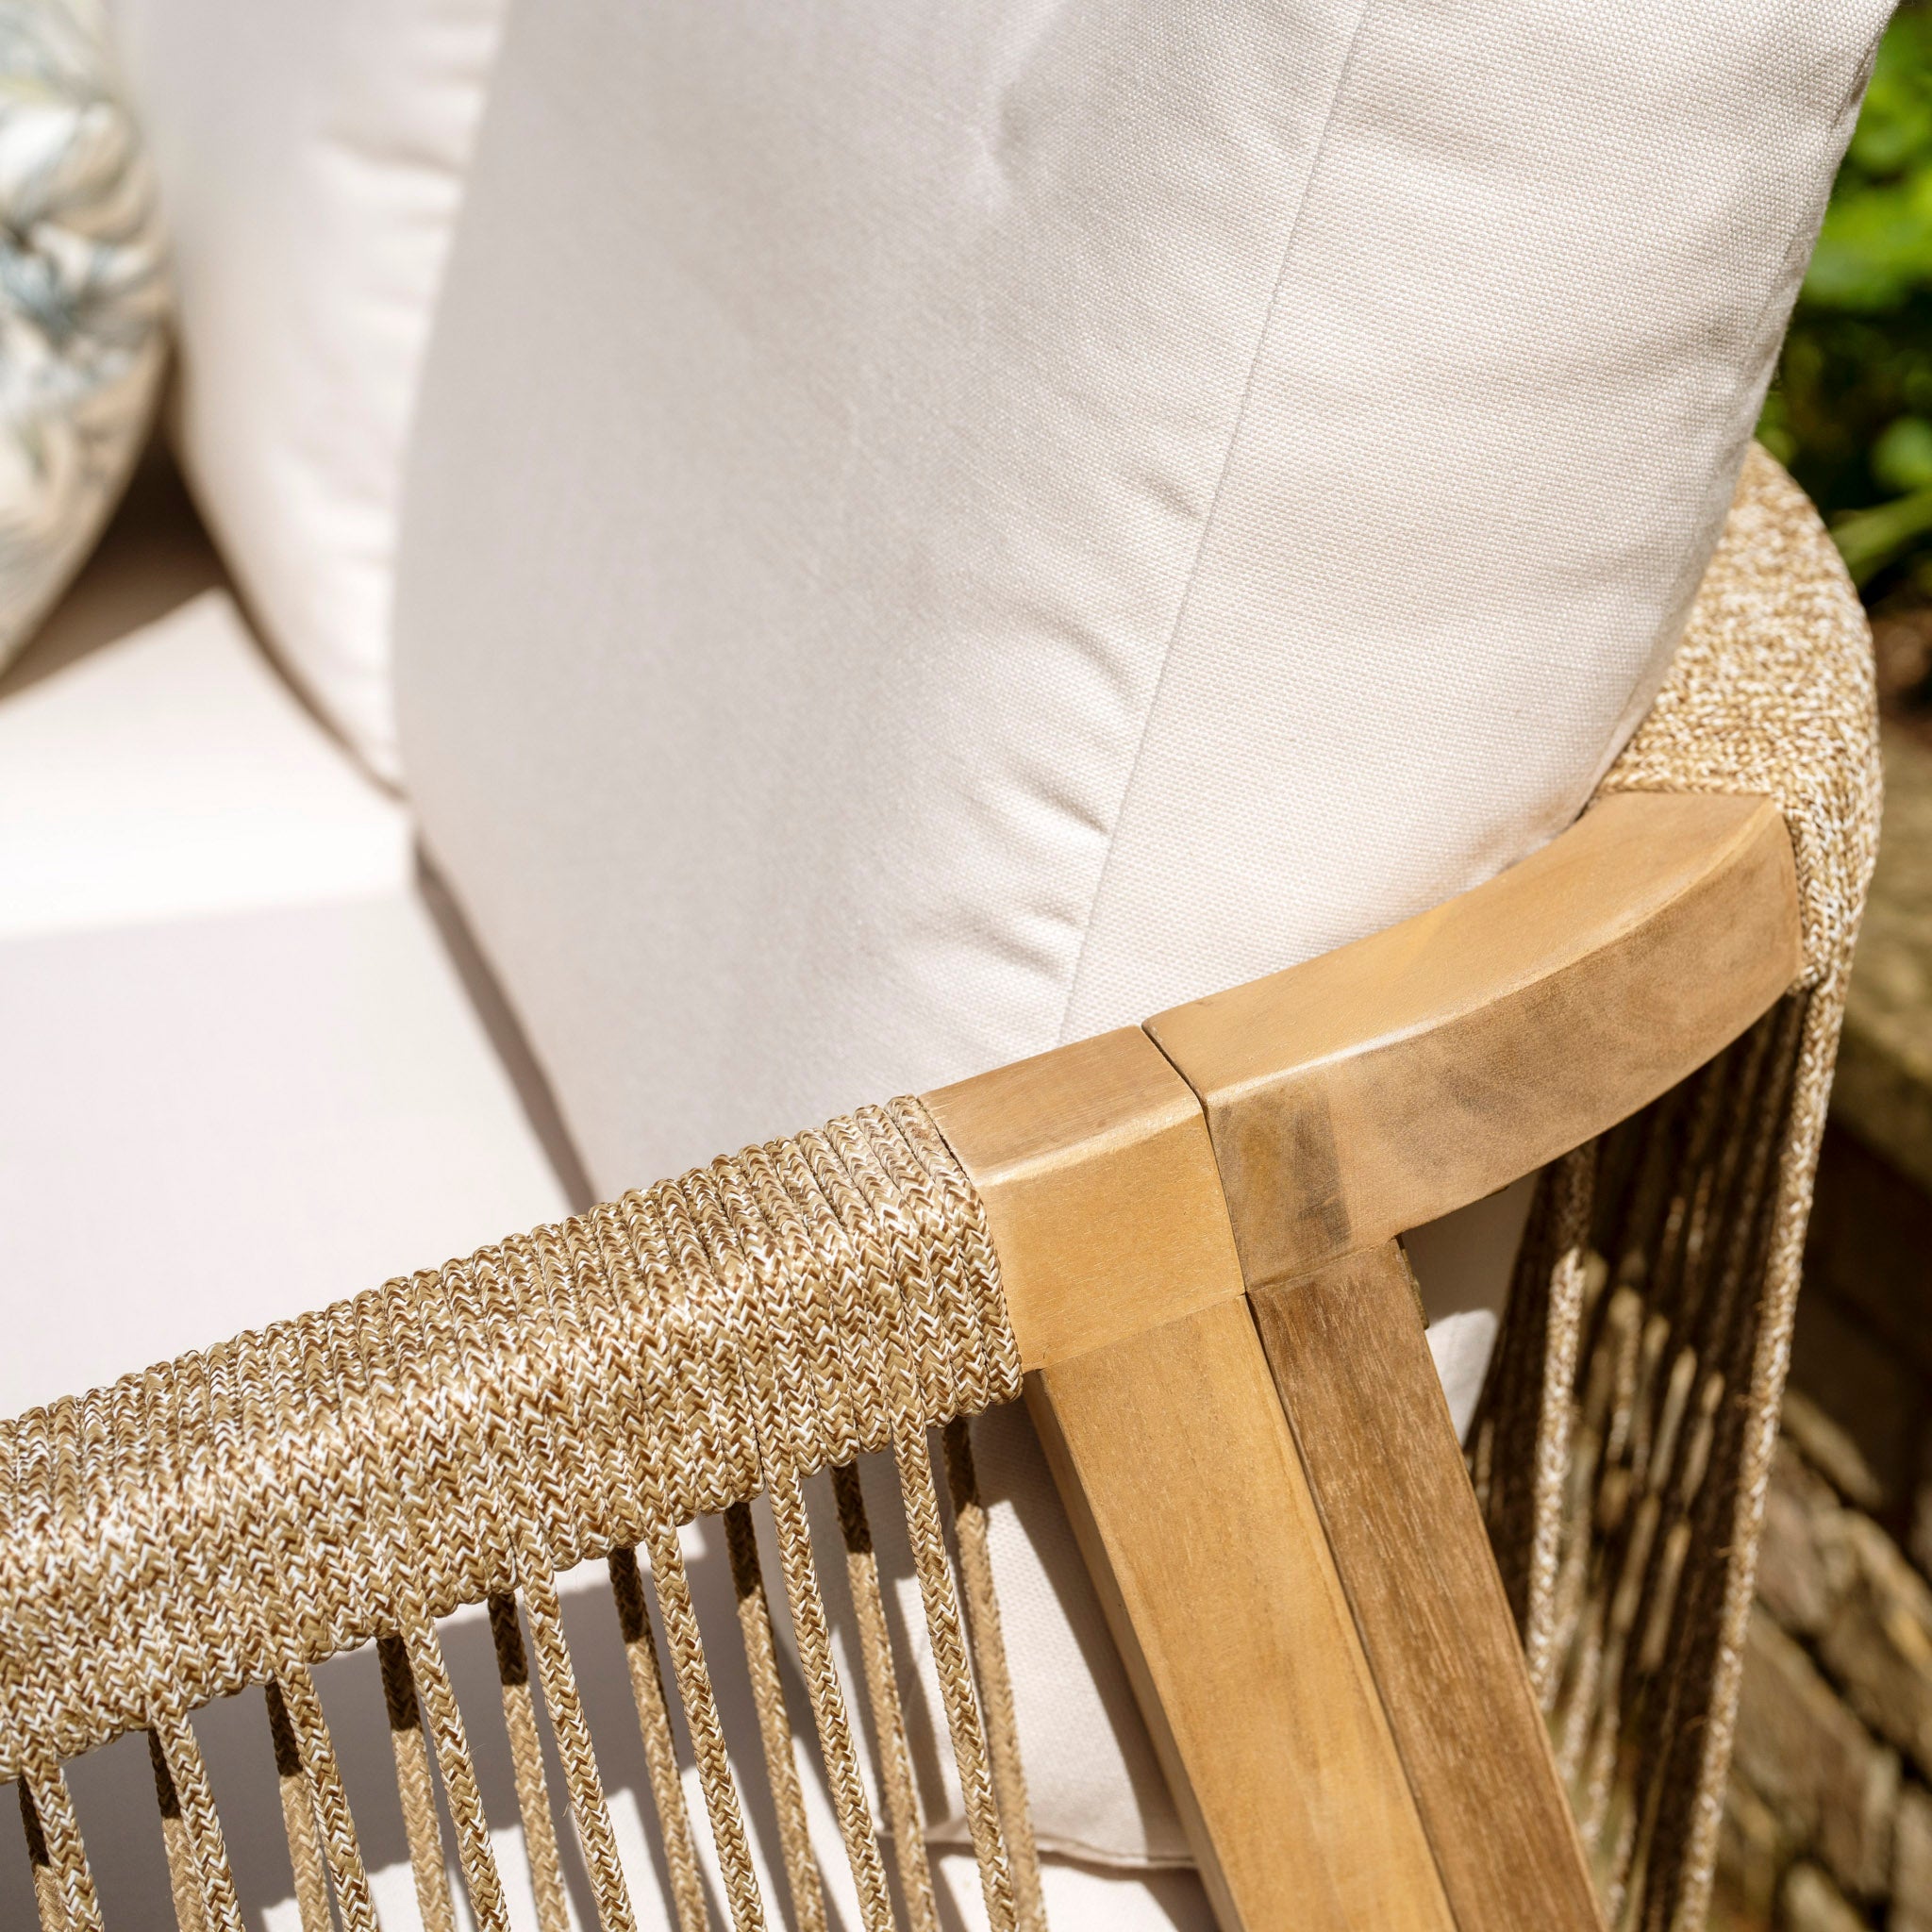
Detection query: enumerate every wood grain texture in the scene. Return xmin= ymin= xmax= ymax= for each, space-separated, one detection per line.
xmin=924 ymin=1027 xmax=1246 ymax=1369
xmin=1031 ymin=1297 xmax=1456 ymax=1932
xmin=1253 ymin=1243 xmax=1606 ymax=1932
xmin=1144 ymin=791 xmax=1800 ymax=1295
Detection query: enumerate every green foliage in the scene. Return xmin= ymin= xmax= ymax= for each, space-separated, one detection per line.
xmin=1761 ymin=6 xmax=1932 ymax=595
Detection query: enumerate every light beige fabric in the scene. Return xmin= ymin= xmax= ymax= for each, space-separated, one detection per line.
xmin=0 ymin=508 xmax=567 ymax=1412
xmin=108 ymin=0 xmax=507 ymax=776
xmin=395 ymin=0 xmax=1888 ymax=1869
xmin=398 ymin=0 xmax=1884 ymax=1197
xmin=0 ymin=590 xmax=409 ymax=940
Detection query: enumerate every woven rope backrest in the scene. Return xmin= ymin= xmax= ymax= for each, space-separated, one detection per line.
xmin=0 ymin=1098 xmax=1042 ymax=1932
xmin=1476 ymin=444 xmax=1883 ymax=1932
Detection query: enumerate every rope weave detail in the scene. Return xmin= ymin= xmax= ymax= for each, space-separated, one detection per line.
xmin=1478 ymin=444 xmax=1883 ymax=1932
xmin=0 ymin=1100 xmax=1035 ymax=1931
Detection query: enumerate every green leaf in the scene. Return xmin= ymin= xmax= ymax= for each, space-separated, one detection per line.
xmin=1875 ymin=416 xmax=1932 ymax=491
xmin=1832 ymin=486 xmax=1932 ymax=586
xmin=1804 ymin=171 xmax=1932 ymax=312
xmin=1848 ymin=12 xmax=1932 ymax=178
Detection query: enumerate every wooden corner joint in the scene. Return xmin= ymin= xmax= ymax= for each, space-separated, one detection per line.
xmin=924 ymin=789 xmax=1800 ymax=1364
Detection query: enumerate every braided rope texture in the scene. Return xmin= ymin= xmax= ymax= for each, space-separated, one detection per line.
xmin=1477 ymin=444 xmax=1882 ymax=1932
xmin=1601 ymin=441 xmax=1882 ymax=991
xmin=0 ymin=1097 xmax=1038 ymax=1932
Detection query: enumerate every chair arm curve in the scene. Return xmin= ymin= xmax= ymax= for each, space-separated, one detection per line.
xmin=925 ymin=789 xmax=1800 ymax=1367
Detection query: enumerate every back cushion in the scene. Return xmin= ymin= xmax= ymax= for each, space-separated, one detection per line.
xmin=394 ymin=0 xmax=1883 ymax=1866
xmin=110 ymin=0 xmax=506 ymax=778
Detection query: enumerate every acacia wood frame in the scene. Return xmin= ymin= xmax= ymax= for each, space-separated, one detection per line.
xmin=920 ymin=791 xmax=1802 ymax=1932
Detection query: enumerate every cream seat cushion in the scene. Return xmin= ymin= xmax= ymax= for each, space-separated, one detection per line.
xmin=393 ymin=0 xmax=1886 ymax=1873
xmin=0 ymin=477 xmax=569 ymax=1414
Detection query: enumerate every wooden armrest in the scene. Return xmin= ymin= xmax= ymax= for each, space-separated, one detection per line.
xmin=928 ymin=791 xmax=1798 ymax=1368
xmin=922 ymin=790 xmax=1801 ymax=1932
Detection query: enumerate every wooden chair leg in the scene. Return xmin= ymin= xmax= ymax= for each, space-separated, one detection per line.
xmin=1251 ymin=1241 xmax=1604 ymax=1932
xmin=1029 ymin=1297 xmax=1455 ymax=1932
xmin=927 ymin=1027 xmax=1603 ymax=1929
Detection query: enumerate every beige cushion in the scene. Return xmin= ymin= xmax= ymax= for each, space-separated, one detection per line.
xmin=0 ymin=515 xmax=569 ymax=1412
xmin=393 ymin=0 xmax=1886 ymax=1869
xmin=0 ymin=588 xmax=410 ymax=941
xmin=108 ymin=0 xmax=507 ymax=776
xmin=397 ymin=0 xmax=1884 ymax=1194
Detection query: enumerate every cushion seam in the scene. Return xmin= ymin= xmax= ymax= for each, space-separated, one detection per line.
xmin=1053 ymin=0 xmax=1377 ymax=1044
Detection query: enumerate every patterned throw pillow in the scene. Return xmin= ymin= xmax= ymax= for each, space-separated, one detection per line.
xmin=0 ymin=0 xmax=165 ymax=672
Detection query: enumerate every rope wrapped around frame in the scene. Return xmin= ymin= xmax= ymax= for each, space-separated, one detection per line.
xmin=1474 ymin=443 xmax=1884 ymax=1932
xmin=0 ymin=1099 xmax=1044 ymax=1932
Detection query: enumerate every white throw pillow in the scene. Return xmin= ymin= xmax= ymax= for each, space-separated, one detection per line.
xmin=393 ymin=0 xmax=1887 ymax=1871
xmin=0 ymin=0 xmax=165 ymax=673
xmin=105 ymin=0 xmax=506 ymax=778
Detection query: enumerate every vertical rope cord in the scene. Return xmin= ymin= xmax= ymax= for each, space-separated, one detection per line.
xmin=1542 ymin=1022 xmax=1794 ymax=1918
xmin=189 ymin=1324 xmax=379 ymax=1932
xmin=427 ymin=1247 xmax=635 ymax=1932
xmin=489 ymin=1594 xmax=573 ymax=1932
xmin=1605 ymin=1027 xmax=1785 ymax=1919
xmin=463 ymin=1240 xmax=640 ymax=1932
xmin=341 ymin=1288 xmax=513 ymax=1932
xmin=265 ymin=1684 xmax=333 ymax=1932
xmin=595 ymin=1200 xmax=770 ymax=1932
xmin=1524 ymin=1149 xmax=1595 ymax=1704
xmin=4 ymin=1399 xmax=104 ymax=1932
xmin=608 ymin=1550 xmax=712 ymax=1932
xmin=1667 ymin=994 xmax=1829 ymax=1932
xmin=452 ymin=1243 xmax=633 ymax=1932
xmin=526 ymin=1218 xmax=712 ymax=1932
xmin=147 ymin=1357 xmax=261 ymax=1932
xmin=831 ymin=1465 xmax=940 ymax=1932
xmin=829 ymin=1120 xmax=1019 ymax=1929
xmin=727 ymin=1142 xmax=911 ymax=1932
xmin=1511 ymin=1006 xmax=1817 ymax=1926
xmin=20 ymin=1770 xmax=102 ymax=1932
xmin=247 ymin=1323 xmax=383 ymax=1932
xmin=597 ymin=1196 xmax=768 ymax=1932
xmin=277 ymin=1672 xmax=379 ymax=1931
xmin=873 ymin=1109 xmax=1041 ymax=1920
xmin=129 ymin=1362 xmax=244 ymax=1932
xmin=792 ymin=1125 xmax=1019 ymax=1932
xmin=28 ymin=1391 xmax=153 ymax=1932
xmin=147 ymin=1730 xmax=208 ymax=1932
xmin=376 ymin=1635 xmax=458 ymax=1932
xmin=145 ymin=1711 xmax=242 ymax=1932
xmin=724 ymin=1501 xmax=830 ymax=1932
xmin=941 ymin=1420 xmax=1045 ymax=1932
xmin=660 ymin=1174 xmax=834 ymax=1932
xmin=1597 ymin=1055 xmax=1757 ymax=1915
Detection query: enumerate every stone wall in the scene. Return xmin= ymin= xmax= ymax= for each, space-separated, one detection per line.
xmin=1713 ymin=1380 xmax=1932 ymax=1928
xmin=1709 ymin=729 xmax=1932 ymax=1931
